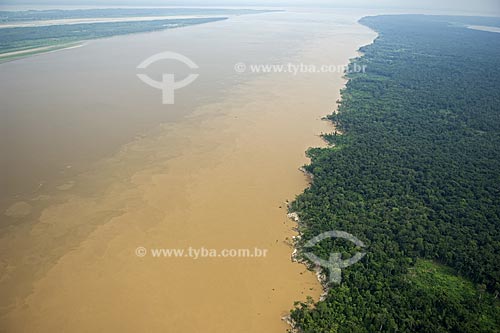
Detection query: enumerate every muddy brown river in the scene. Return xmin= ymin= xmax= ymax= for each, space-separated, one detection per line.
xmin=0 ymin=8 xmax=376 ymax=332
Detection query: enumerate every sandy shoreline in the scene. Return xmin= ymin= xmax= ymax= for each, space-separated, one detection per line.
xmin=468 ymin=25 xmax=500 ymax=33
xmin=0 ymin=43 xmax=85 ymax=61
xmin=0 ymin=10 xmax=377 ymax=332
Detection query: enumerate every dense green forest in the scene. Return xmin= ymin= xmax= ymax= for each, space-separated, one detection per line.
xmin=0 ymin=8 xmax=275 ymax=56
xmin=290 ymin=15 xmax=500 ymax=332
xmin=0 ymin=8 xmax=272 ymax=22
xmin=0 ymin=17 xmax=226 ymax=55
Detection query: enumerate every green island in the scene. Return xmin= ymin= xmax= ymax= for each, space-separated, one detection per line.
xmin=0 ymin=8 xmax=276 ymax=62
xmin=0 ymin=8 xmax=273 ymax=23
xmin=0 ymin=17 xmax=226 ymax=62
xmin=289 ymin=15 xmax=500 ymax=332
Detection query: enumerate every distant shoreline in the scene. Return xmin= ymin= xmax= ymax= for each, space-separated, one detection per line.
xmin=0 ymin=15 xmax=232 ymax=29
xmin=0 ymin=7 xmax=277 ymax=62
xmin=0 ymin=17 xmax=227 ymax=62
xmin=467 ymin=25 xmax=500 ymax=33
xmin=0 ymin=42 xmax=84 ymax=62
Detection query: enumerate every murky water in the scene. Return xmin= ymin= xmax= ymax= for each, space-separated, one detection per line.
xmin=0 ymin=8 xmax=376 ymax=332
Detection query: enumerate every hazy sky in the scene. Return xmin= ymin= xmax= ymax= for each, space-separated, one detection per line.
xmin=1 ymin=0 xmax=499 ymax=16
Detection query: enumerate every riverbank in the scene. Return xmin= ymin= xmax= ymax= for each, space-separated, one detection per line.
xmin=0 ymin=42 xmax=84 ymax=63
xmin=284 ymin=35 xmax=378 ymax=331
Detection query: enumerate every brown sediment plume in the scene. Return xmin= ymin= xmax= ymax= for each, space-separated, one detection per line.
xmin=0 ymin=10 xmax=376 ymax=333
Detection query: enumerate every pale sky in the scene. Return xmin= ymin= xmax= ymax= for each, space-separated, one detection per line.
xmin=1 ymin=0 xmax=499 ymax=16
